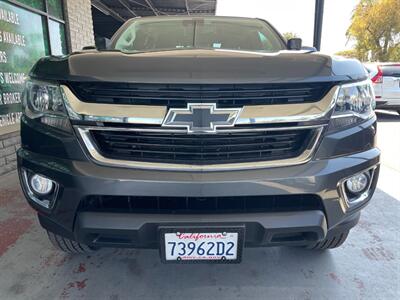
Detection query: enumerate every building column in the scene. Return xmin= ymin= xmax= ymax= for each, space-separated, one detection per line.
xmin=64 ymin=0 xmax=95 ymax=52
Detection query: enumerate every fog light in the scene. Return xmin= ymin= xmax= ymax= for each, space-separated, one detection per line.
xmin=30 ymin=174 xmax=54 ymax=195
xmin=339 ymin=166 xmax=378 ymax=210
xmin=345 ymin=172 xmax=369 ymax=194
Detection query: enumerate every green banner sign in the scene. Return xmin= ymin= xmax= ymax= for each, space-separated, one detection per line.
xmin=0 ymin=0 xmax=48 ymax=128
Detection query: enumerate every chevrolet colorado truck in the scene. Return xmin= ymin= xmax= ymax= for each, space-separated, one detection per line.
xmin=18 ymin=16 xmax=380 ymax=263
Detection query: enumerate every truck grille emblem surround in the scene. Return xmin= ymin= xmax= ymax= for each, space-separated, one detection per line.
xmin=162 ymin=103 xmax=242 ymax=133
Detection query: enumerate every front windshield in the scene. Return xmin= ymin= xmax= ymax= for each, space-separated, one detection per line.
xmin=113 ymin=17 xmax=285 ymax=53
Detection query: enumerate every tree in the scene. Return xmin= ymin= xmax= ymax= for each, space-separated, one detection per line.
xmin=335 ymin=49 xmax=358 ymax=59
xmin=282 ymin=32 xmax=299 ymax=41
xmin=347 ymin=0 xmax=400 ymax=62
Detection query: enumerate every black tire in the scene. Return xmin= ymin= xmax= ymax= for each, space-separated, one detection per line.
xmin=307 ymin=230 xmax=349 ymax=250
xmin=47 ymin=231 xmax=95 ymax=254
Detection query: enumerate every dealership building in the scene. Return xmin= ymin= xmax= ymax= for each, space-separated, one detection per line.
xmin=0 ymin=0 xmax=217 ymax=175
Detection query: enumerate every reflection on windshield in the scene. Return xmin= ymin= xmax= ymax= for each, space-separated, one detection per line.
xmin=114 ymin=18 xmax=285 ymax=53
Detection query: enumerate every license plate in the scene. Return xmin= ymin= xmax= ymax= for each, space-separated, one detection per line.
xmin=160 ymin=227 xmax=244 ymax=263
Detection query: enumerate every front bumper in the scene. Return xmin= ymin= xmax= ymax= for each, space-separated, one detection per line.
xmin=17 ymin=113 xmax=380 ymax=249
xmin=43 ymin=210 xmax=361 ymax=249
xmin=18 ymin=145 xmax=379 ymax=249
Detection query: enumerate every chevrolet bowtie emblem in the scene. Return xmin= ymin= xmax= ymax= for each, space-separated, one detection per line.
xmin=162 ymin=103 xmax=242 ymax=133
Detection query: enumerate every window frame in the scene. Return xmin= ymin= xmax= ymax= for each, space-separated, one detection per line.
xmin=5 ymin=0 xmax=68 ymax=55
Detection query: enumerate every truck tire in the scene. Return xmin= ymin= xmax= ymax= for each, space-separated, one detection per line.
xmin=308 ymin=229 xmax=349 ymax=250
xmin=47 ymin=231 xmax=95 ymax=254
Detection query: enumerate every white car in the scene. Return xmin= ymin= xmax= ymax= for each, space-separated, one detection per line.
xmin=365 ymin=63 xmax=400 ymax=114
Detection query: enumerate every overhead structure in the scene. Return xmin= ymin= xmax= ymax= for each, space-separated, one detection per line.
xmin=93 ymin=0 xmax=216 ymax=18
xmin=92 ymin=0 xmax=217 ymax=38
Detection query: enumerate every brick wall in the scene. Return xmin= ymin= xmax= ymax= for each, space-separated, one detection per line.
xmin=0 ymin=131 xmax=20 ymax=176
xmin=64 ymin=0 xmax=95 ymax=52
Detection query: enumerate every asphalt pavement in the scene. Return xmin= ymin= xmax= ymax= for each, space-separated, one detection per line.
xmin=0 ymin=111 xmax=399 ymax=300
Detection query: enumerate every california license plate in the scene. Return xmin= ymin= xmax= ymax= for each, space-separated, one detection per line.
xmin=160 ymin=227 xmax=244 ymax=263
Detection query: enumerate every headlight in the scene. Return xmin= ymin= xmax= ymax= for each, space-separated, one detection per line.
xmin=22 ymin=80 xmax=72 ymax=132
xmin=330 ymin=80 xmax=375 ymax=129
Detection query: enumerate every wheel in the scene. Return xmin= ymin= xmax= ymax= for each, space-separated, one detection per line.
xmin=307 ymin=229 xmax=349 ymax=250
xmin=47 ymin=231 xmax=95 ymax=254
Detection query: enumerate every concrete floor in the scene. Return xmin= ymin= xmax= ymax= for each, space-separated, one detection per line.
xmin=0 ymin=111 xmax=399 ymax=300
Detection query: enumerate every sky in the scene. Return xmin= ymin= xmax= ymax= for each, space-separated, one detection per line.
xmin=216 ymin=0 xmax=359 ymax=54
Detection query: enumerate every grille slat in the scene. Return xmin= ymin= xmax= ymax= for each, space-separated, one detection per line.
xmin=97 ymin=137 xmax=300 ymax=147
xmin=90 ymin=129 xmax=313 ymax=165
xmin=75 ymin=94 xmax=313 ymax=102
xmin=105 ymin=140 xmax=297 ymax=150
xmin=104 ymin=146 xmax=295 ymax=156
xmin=80 ymin=195 xmax=323 ymax=214
xmin=97 ymin=131 xmax=299 ymax=141
xmin=68 ymin=82 xmax=334 ymax=108
xmin=80 ymin=87 xmax=316 ymax=95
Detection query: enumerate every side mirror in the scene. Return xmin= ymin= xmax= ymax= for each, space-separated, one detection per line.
xmin=287 ymin=38 xmax=302 ymax=50
xmin=81 ymin=37 xmax=111 ymax=51
xmin=95 ymin=37 xmax=111 ymax=50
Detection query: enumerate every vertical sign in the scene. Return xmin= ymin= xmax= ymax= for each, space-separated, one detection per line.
xmin=0 ymin=1 xmax=48 ymax=128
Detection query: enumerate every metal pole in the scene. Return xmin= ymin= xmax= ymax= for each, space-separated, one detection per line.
xmin=313 ymin=0 xmax=325 ymax=51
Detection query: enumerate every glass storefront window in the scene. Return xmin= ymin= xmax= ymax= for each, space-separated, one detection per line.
xmin=0 ymin=0 xmax=67 ymax=129
xmin=48 ymin=19 xmax=67 ymax=55
xmin=0 ymin=0 xmax=49 ymax=127
xmin=47 ymin=0 xmax=63 ymax=19
xmin=41 ymin=17 xmax=51 ymax=56
xmin=15 ymin=0 xmax=45 ymax=11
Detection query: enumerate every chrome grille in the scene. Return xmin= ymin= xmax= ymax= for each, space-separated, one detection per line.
xmin=89 ymin=128 xmax=315 ymax=165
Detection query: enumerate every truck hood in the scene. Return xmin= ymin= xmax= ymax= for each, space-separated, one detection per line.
xmin=30 ymin=49 xmax=367 ymax=84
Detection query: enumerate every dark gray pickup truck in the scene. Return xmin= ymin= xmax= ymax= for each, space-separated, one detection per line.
xmin=18 ymin=16 xmax=379 ymax=263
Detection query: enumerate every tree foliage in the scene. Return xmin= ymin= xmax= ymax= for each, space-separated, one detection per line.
xmin=282 ymin=32 xmax=299 ymax=41
xmin=347 ymin=0 xmax=400 ymax=62
xmin=335 ymin=49 xmax=358 ymax=59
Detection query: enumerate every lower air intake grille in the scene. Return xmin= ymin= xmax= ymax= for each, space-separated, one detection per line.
xmin=89 ymin=128 xmax=314 ymax=165
xmin=80 ymin=194 xmax=324 ymax=214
